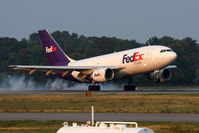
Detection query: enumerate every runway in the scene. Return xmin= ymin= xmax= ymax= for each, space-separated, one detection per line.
xmin=0 ymin=89 xmax=199 ymax=95
xmin=0 ymin=113 xmax=199 ymax=122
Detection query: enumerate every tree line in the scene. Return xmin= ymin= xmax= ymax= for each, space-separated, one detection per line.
xmin=0 ymin=30 xmax=199 ymax=85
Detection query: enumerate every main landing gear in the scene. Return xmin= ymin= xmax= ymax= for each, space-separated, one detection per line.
xmin=88 ymin=84 xmax=100 ymax=91
xmin=124 ymin=77 xmax=136 ymax=91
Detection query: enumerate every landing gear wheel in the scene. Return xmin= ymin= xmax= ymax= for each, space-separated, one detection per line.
xmin=124 ymin=85 xmax=136 ymax=91
xmin=96 ymin=85 xmax=100 ymax=91
xmin=124 ymin=77 xmax=136 ymax=91
xmin=88 ymin=85 xmax=92 ymax=91
xmin=88 ymin=85 xmax=100 ymax=91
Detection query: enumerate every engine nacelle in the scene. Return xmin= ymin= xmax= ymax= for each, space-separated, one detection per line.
xmin=148 ymin=68 xmax=171 ymax=82
xmin=91 ymin=68 xmax=114 ymax=82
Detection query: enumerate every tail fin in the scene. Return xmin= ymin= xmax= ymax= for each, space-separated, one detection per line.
xmin=38 ymin=29 xmax=74 ymax=66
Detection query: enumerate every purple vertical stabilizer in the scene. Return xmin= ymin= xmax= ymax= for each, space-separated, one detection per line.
xmin=38 ymin=29 xmax=70 ymax=66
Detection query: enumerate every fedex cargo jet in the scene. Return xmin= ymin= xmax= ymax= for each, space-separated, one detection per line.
xmin=9 ymin=29 xmax=177 ymax=91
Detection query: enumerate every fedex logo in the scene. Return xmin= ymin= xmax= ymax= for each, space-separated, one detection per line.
xmin=46 ymin=46 xmax=57 ymax=53
xmin=94 ymin=73 xmax=101 ymax=77
xmin=122 ymin=52 xmax=143 ymax=64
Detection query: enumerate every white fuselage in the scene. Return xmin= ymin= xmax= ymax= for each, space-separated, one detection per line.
xmin=68 ymin=45 xmax=177 ymax=81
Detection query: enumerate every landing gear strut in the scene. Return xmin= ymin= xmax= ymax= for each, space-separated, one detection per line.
xmin=124 ymin=77 xmax=136 ymax=91
xmin=88 ymin=84 xmax=100 ymax=91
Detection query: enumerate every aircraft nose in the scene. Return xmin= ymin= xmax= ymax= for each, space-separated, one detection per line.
xmin=171 ymin=51 xmax=177 ymax=61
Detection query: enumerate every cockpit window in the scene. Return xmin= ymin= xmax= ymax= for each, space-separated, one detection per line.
xmin=160 ymin=49 xmax=172 ymax=53
xmin=166 ymin=49 xmax=172 ymax=52
xmin=160 ymin=50 xmax=165 ymax=53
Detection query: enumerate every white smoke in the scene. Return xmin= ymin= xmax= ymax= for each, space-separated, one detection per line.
xmin=0 ymin=75 xmax=122 ymax=90
xmin=0 ymin=75 xmax=36 ymax=90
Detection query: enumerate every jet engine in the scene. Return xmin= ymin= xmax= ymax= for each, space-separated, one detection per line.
xmin=91 ymin=68 xmax=114 ymax=82
xmin=147 ymin=68 xmax=171 ymax=82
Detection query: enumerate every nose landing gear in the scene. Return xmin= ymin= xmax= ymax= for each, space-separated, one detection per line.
xmin=124 ymin=84 xmax=136 ymax=91
xmin=124 ymin=77 xmax=136 ymax=91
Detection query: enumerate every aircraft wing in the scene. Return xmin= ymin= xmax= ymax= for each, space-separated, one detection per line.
xmin=8 ymin=65 xmax=125 ymax=76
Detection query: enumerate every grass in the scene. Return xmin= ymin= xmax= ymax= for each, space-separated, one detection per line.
xmin=0 ymin=93 xmax=199 ymax=113
xmin=0 ymin=120 xmax=198 ymax=133
xmin=140 ymin=121 xmax=199 ymax=133
xmin=0 ymin=120 xmax=60 ymax=133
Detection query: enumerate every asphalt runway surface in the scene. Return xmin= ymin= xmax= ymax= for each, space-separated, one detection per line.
xmin=0 ymin=113 xmax=199 ymax=122
xmin=0 ymin=89 xmax=199 ymax=95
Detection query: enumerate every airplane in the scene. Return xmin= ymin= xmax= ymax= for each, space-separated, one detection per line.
xmin=9 ymin=29 xmax=177 ymax=91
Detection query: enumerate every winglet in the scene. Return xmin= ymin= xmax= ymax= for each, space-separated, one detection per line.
xmin=38 ymin=29 xmax=74 ymax=66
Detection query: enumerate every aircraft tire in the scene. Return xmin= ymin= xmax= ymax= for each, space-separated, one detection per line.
xmin=124 ymin=85 xmax=136 ymax=91
xmin=88 ymin=85 xmax=92 ymax=91
xmin=88 ymin=85 xmax=100 ymax=91
xmin=96 ymin=85 xmax=100 ymax=91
